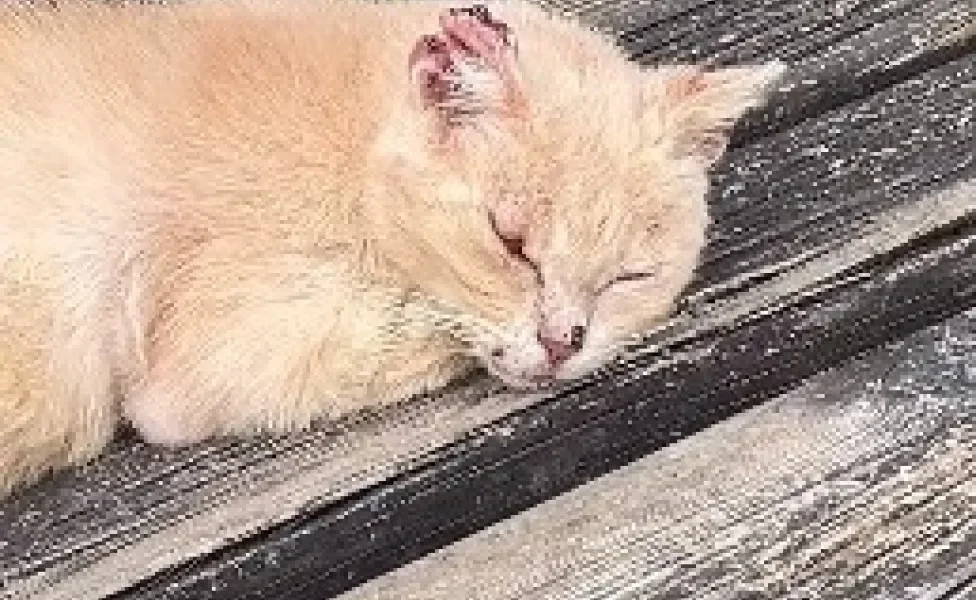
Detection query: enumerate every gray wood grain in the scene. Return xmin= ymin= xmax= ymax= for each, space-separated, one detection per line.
xmin=0 ymin=1 xmax=972 ymax=598
xmin=342 ymin=309 xmax=975 ymax=600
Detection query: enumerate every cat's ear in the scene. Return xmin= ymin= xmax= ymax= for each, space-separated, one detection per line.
xmin=407 ymin=5 xmax=527 ymax=145
xmin=656 ymin=62 xmax=785 ymax=167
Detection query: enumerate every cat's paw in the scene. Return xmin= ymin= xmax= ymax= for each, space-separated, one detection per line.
xmin=123 ymin=388 xmax=212 ymax=447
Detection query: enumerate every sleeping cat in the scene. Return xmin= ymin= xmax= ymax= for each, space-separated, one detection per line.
xmin=0 ymin=0 xmax=784 ymax=495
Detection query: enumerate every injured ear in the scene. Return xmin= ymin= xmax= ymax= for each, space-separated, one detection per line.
xmin=659 ymin=62 xmax=786 ymax=167
xmin=408 ymin=4 xmax=526 ymax=142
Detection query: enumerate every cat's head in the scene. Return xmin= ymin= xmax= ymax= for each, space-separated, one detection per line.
xmin=368 ymin=5 xmax=784 ymax=387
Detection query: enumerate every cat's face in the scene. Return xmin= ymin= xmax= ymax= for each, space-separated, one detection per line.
xmin=372 ymin=6 xmax=784 ymax=388
xmin=472 ymin=137 xmax=710 ymax=386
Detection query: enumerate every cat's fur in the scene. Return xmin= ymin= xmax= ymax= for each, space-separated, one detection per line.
xmin=0 ymin=0 xmax=783 ymax=496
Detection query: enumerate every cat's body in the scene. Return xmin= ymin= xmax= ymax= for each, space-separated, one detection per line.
xmin=0 ymin=0 xmax=783 ymax=495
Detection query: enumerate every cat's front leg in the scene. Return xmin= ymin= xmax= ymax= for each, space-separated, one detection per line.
xmin=124 ymin=240 xmax=465 ymax=446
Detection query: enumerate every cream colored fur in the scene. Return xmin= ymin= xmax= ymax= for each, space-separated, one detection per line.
xmin=0 ymin=0 xmax=783 ymax=496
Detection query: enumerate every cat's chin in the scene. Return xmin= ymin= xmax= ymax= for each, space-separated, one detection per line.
xmin=490 ymin=370 xmax=552 ymax=391
xmin=481 ymin=353 xmax=604 ymax=391
xmin=480 ymin=360 xmax=554 ymax=391
xmin=486 ymin=361 xmax=593 ymax=392
xmin=477 ymin=340 xmax=615 ymax=390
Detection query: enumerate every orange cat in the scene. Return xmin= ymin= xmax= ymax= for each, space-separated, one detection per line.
xmin=0 ymin=0 xmax=783 ymax=495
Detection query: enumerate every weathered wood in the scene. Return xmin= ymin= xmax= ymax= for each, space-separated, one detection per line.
xmin=94 ymin=199 xmax=970 ymax=600
xmin=341 ymin=309 xmax=975 ymax=600
xmin=0 ymin=1 xmax=973 ymax=598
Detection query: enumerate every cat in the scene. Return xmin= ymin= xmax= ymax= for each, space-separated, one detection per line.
xmin=0 ymin=0 xmax=784 ymax=496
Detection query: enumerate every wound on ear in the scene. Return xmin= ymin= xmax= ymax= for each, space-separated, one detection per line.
xmin=408 ymin=34 xmax=456 ymax=109
xmin=408 ymin=4 xmax=525 ymax=129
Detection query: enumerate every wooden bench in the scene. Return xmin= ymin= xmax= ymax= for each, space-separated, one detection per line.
xmin=2 ymin=1 xmax=973 ymax=598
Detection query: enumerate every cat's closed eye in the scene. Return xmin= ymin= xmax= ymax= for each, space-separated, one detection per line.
xmin=490 ymin=216 xmax=543 ymax=282
xmin=599 ymin=269 xmax=657 ymax=294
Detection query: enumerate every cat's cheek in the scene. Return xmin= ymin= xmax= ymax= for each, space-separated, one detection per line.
xmin=553 ymin=306 xmax=639 ymax=381
xmin=554 ymin=332 xmax=615 ymax=382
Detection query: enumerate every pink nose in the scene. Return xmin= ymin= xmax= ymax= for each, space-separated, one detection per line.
xmin=538 ymin=325 xmax=587 ymax=367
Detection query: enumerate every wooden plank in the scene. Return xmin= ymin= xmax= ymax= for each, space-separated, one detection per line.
xmin=84 ymin=188 xmax=975 ymax=600
xmin=341 ymin=309 xmax=975 ymax=600
xmin=0 ymin=1 xmax=973 ymax=598
xmin=696 ymin=55 xmax=974 ymax=290
xmin=552 ymin=0 xmax=975 ymax=142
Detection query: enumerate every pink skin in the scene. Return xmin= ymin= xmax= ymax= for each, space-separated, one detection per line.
xmin=408 ymin=5 xmax=524 ymax=114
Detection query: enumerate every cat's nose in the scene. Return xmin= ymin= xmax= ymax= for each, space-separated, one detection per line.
xmin=538 ymin=324 xmax=586 ymax=367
